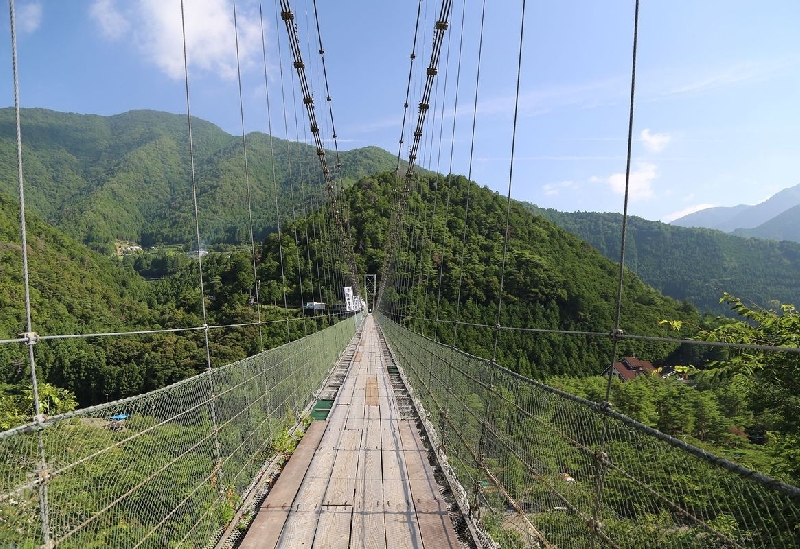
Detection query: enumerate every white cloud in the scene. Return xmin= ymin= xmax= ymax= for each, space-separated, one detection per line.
xmin=475 ymin=76 xmax=626 ymax=119
xmin=602 ymin=162 xmax=657 ymax=201
xmin=90 ymin=0 xmax=130 ymax=40
xmin=18 ymin=2 xmax=42 ymax=33
xmin=90 ymin=0 xmax=264 ymax=81
xmin=662 ymin=203 xmax=716 ymax=223
xmin=543 ymin=180 xmax=577 ymax=196
xmin=640 ymin=129 xmax=671 ymax=153
xmin=646 ymin=58 xmax=796 ymax=100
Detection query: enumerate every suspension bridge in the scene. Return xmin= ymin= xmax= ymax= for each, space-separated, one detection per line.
xmin=2 ymin=0 xmax=800 ymax=548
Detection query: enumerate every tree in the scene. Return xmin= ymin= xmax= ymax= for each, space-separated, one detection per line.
xmin=0 ymin=382 xmax=78 ymax=429
xmin=695 ymin=294 xmax=800 ymax=482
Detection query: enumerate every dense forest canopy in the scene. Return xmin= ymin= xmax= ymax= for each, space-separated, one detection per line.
xmin=527 ymin=206 xmax=800 ymax=316
xmin=0 ymin=108 xmax=408 ymax=254
xmin=0 ymin=189 xmax=339 ymax=417
xmin=274 ymin=171 xmax=706 ymax=378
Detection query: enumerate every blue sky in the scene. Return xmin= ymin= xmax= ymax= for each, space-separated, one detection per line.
xmin=1 ymin=0 xmax=798 ymax=223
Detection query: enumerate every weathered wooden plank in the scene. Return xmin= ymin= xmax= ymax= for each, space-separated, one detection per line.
xmin=344 ymin=411 xmax=365 ymax=431
xmin=261 ymin=421 xmax=327 ymax=509
xmin=278 ymin=418 xmax=347 ymax=546
xmin=382 ymin=414 xmax=422 ymax=549
xmin=366 ymin=375 xmax=379 ymax=406
xmin=416 ymin=511 xmax=460 ymax=549
xmin=276 ymin=509 xmax=320 ymax=548
xmin=313 ymin=508 xmax=353 ymax=548
xmin=324 ymin=432 xmax=361 ymax=506
xmin=398 ymin=421 xmax=460 ymax=547
xmin=352 ymin=406 xmax=385 ymax=549
xmin=238 ymin=509 xmax=291 ymax=549
xmin=239 ymin=421 xmax=327 ymax=549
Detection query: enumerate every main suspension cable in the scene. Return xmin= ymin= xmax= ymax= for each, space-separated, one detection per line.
xmin=277 ymin=0 xmax=360 ymax=295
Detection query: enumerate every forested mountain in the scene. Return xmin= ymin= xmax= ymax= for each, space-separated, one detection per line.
xmin=525 ymin=206 xmax=800 ymax=315
xmin=270 ymin=171 xmax=705 ymax=379
xmin=671 ymin=182 xmax=800 ymax=241
xmin=670 ymin=203 xmax=749 ymax=229
xmin=0 ymin=108 xmax=405 ymax=254
xmin=733 ymin=203 xmax=800 ymax=242
xmin=0 ymin=188 xmax=328 ymax=413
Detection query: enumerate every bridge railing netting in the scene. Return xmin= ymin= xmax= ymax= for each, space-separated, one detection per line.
xmin=378 ymin=314 xmax=800 ymax=549
xmin=0 ymin=316 xmax=359 ymax=548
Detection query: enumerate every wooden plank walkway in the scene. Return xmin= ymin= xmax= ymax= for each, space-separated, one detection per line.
xmin=240 ymin=315 xmax=460 ymax=548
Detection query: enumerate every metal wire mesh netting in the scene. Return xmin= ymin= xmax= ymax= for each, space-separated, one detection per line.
xmin=377 ymin=314 xmax=800 ymax=549
xmin=0 ymin=316 xmax=360 ymax=548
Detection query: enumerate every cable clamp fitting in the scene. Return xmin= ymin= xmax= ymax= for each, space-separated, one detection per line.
xmin=20 ymin=332 xmax=39 ymax=345
xmin=36 ymin=464 xmax=51 ymax=484
xmin=594 ymin=450 xmax=611 ymax=467
xmin=588 ymin=518 xmax=604 ymax=533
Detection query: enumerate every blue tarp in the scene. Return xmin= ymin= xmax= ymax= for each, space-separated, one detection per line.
xmin=109 ymin=414 xmax=130 ymax=421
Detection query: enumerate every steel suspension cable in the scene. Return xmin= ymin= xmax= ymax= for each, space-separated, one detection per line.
xmin=595 ymin=1 xmax=641 ymax=544
xmin=381 ymin=0 xmax=454 ymax=312
xmin=277 ymin=0 xmax=360 ymax=296
xmin=287 ymin=58 xmax=310 ymax=335
xmin=232 ymin=0 xmax=264 ymax=351
xmin=416 ymin=11 xmax=454 ymax=326
xmin=262 ymin=1 xmax=292 ymax=341
xmin=492 ymin=0 xmax=527 ymax=364
xmin=179 ymin=1 xmax=213 ymax=373
xmin=452 ymin=0 xmax=486 ymax=347
xmin=7 ymin=1 xmax=51 ymax=543
xmin=425 ymin=0 xmax=459 ymax=332
xmin=179 ymin=0 xmax=222 ymax=495
xmin=298 ymin=0 xmax=324 ymax=319
xmin=395 ymin=0 xmax=424 ymax=171
xmin=405 ymin=0 xmax=453 ymax=179
xmin=377 ymin=0 xmax=424 ymax=309
xmin=434 ymin=0 xmax=467 ymax=325
xmin=298 ymin=6 xmax=349 ymax=321
xmin=605 ymin=0 xmax=640 ymax=404
xmin=311 ymin=0 xmax=342 ymax=173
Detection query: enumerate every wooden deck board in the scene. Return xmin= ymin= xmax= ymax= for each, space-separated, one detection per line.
xmin=352 ymin=406 xmax=385 ymax=549
xmin=398 ymin=421 xmax=461 ymax=548
xmin=240 ymin=316 xmax=460 ymax=549
xmin=238 ymin=421 xmax=327 ymax=549
xmin=324 ymin=432 xmax=361 ymax=506
xmin=313 ymin=508 xmax=353 ymax=548
xmin=381 ymin=404 xmax=422 ymax=549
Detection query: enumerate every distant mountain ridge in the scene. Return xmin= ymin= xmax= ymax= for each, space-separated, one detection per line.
xmin=671 ymin=183 xmax=800 ymax=242
xmin=0 ymin=108 xmax=406 ymax=254
xmin=525 ymin=205 xmax=800 ymax=316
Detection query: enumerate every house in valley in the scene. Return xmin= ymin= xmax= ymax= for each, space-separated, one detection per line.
xmin=605 ymin=356 xmax=656 ymax=382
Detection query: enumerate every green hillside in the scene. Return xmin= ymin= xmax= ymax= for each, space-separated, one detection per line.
xmin=0 ymin=108 xmax=404 ymax=254
xmin=0 ymin=189 xmax=331 ymax=411
xmin=525 ymin=206 xmax=800 ymax=316
xmin=267 ymin=172 xmax=704 ymax=378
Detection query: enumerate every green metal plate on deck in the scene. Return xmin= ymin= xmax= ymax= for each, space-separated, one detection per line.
xmin=311 ymin=398 xmax=334 ymax=420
